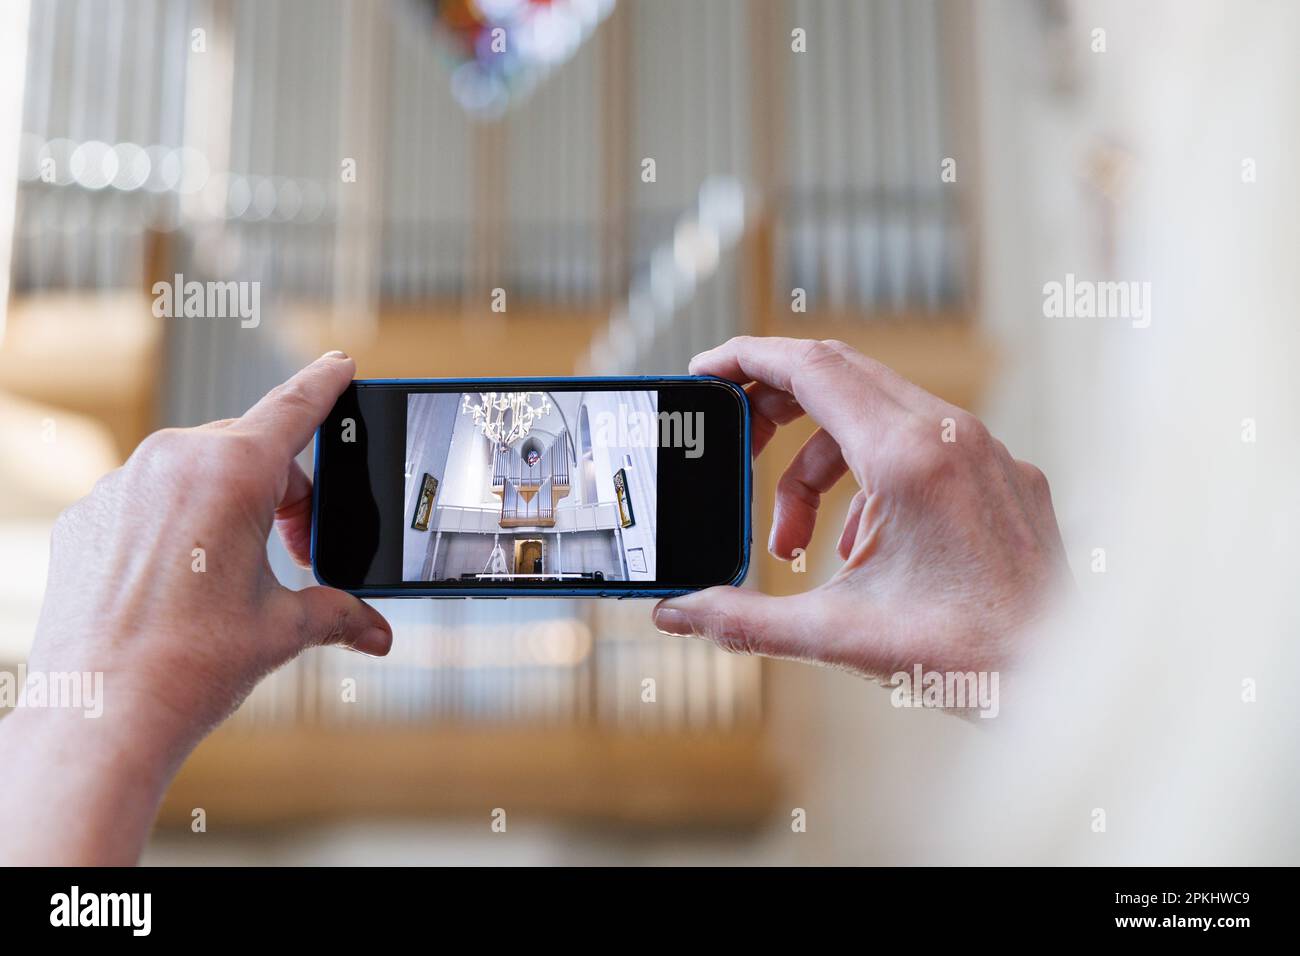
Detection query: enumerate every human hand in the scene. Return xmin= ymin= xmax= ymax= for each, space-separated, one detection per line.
xmin=652 ymin=337 xmax=1070 ymax=690
xmin=0 ymin=352 xmax=391 ymax=863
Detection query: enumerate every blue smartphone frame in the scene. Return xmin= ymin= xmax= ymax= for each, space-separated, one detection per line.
xmin=310 ymin=375 xmax=752 ymax=599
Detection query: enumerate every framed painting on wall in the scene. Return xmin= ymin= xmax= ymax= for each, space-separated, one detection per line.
xmin=613 ymin=467 xmax=635 ymax=528
xmin=412 ymin=472 xmax=438 ymax=531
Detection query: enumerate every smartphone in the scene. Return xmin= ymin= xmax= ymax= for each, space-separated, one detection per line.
xmin=311 ymin=376 xmax=751 ymax=597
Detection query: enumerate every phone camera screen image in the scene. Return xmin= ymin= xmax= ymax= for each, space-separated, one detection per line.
xmin=403 ymin=390 xmax=659 ymax=585
xmin=312 ymin=378 xmax=749 ymax=597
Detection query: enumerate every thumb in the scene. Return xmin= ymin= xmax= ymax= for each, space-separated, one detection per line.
xmin=652 ymin=587 xmax=825 ymax=661
xmin=281 ymin=586 xmax=393 ymax=658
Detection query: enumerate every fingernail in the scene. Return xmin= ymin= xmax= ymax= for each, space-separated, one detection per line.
xmin=348 ymin=627 xmax=392 ymax=657
xmin=653 ymin=607 xmax=695 ymax=637
xmin=768 ymin=529 xmax=791 ymax=560
xmin=321 ymin=349 xmax=348 ymax=361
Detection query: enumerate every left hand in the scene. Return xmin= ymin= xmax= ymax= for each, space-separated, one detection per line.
xmin=0 ymin=351 xmax=391 ymax=863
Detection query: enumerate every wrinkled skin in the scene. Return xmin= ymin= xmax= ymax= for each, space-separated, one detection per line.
xmin=653 ymin=337 xmax=1071 ymax=682
xmin=0 ymin=352 xmax=391 ymax=864
xmin=0 ymin=339 xmax=1069 ymax=864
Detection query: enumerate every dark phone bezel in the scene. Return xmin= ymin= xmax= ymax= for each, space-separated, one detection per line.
xmin=310 ymin=375 xmax=752 ymax=598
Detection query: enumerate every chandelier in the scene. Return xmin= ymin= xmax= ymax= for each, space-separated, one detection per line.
xmin=461 ymin=391 xmax=552 ymax=449
xmin=420 ymin=0 xmax=618 ymax=120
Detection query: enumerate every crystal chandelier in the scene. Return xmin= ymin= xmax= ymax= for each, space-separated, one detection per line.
xmin=461 ymin=392 xmax=552 ymax=449
xmin=420 ymin=0 xmax=618 ymax=120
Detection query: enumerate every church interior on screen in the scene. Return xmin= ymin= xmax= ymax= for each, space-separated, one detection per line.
xmin=402 ymin=390 xmax=658 ymax=584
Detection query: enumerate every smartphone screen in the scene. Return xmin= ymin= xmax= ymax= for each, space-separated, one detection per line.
xmin=312 ymin=377 xmax=750 ymax=596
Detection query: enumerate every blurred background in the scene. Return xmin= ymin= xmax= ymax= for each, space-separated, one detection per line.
xmin=1 ymin=0 xmax=1297 ymax=864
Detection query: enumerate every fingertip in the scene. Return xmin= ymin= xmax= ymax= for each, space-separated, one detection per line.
xmin=652 ymin=604 xmax=695 ymax=636
xmin=767 ymin=527 xmax=789 ymax=561
xmin=284 ymin=587 xmax=393 ymax=661
xmin=768 ymin=543 xmax=803 ymax=563
xmin=688 ymin=343 xmax=728 ymax=376
xmin=767 ymin=509 xmax=812 ymax=562
xmin=240 ymin=352 xmax=357 ymax=462
xmin=272 ymin=519 xmax=315 ymax=569
xmin=359 ymin=598 xmax=392 ymax=630
xmin=347 ymin=626 xmax=392 ymax=658
xmin=277 ymin=528 xmax=316 ymax=570
xmin=318 ymin=350 xmax=356 ymax=377
xmin=653 ymin=588 xmax=732 ymax=636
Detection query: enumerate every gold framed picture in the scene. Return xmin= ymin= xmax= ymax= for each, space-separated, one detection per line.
xmin=613 ymin=467 xmax=635 ymax=528
xmin=411 ymin=472 xmax=438 ymax=531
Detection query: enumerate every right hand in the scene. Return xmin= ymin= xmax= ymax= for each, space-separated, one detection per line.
xmin=651 ymin=337 xmax=1071 ymax=683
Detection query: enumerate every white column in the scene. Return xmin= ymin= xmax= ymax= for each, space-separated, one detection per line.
xmin=428 ymin=531 xmax=443 ymax=581
xmin=614 ymin=526 xmax=630 ymax=581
